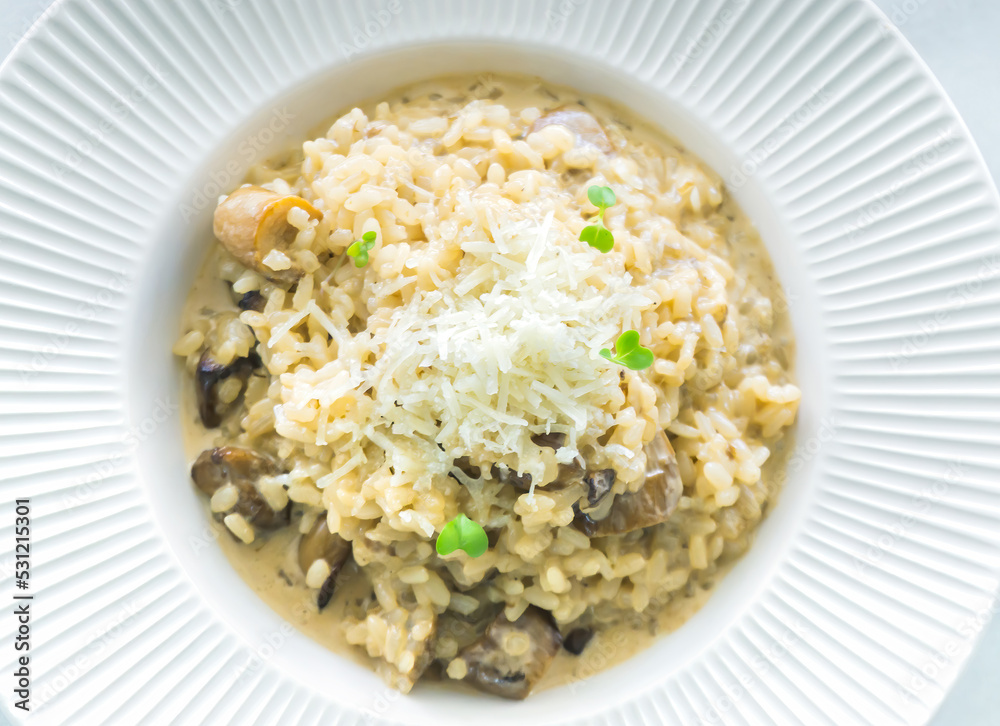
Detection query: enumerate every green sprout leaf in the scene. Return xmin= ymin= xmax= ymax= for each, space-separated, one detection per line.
xmin=612 ymin=329 xmax=640 ymax=354
xmin=580 ymin=225 xmax=614 ymax=253
xmin=436 ymin=514 xmax=489 ymax=558
xmin=599 ymin=329 xmax=654 ymax=371
xmin=587 ymin=185 xmax=606 ymax=207
xmin=592 ymin=226 xmax=614 ymax=253
xmin=346 ymin=230 xmax=377 ymax=268
xmin=580 ymin=185 xmax=616 ymax=253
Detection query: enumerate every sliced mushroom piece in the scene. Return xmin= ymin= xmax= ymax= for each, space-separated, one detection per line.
xmin=191 ymin=446 xmax=290 ymax=531
xmin=562 ymin=627 xmax=595 ymax=655
xmin=530 ymin=432 xmax=566 ymax=450
xmin=547 ymin=460 xmax=590 ymax=492
xmin=574 ymin=430 xmax=682 ymax=537
xmin=436 ymin=603 xmax=500 ymax=655
xmin=458 ymin=607 xmax=562 ymax=700
xmin=298 ymin=515 xmax=352 ymax=610
xmin=212 ymin=185 xmax=321 ymax=285
xmin=495 ymin=460 xmax=585 ymax=493
xmin=529 ymin=105 xmax=611 ymax=153
xmin=449 ymin=456 xmax=482 ymax=484
xmin=237 ymin=290 xmax=266 ymax=312
xmin=195 ymin=349 xmax=261 ymax=428
xmin=583 ymin=468 xmax=616 ymax=508
xmin=490 ymin=463 xmax=532 ymax=491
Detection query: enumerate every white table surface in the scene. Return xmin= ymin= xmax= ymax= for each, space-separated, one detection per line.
xmin=1 ymin=1 xmax=996 ymax=724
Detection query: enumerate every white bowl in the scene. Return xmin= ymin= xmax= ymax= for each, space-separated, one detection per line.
xmin=2 ymin=1 xmax=999 ymax=724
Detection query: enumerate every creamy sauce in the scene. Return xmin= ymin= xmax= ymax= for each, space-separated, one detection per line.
xmin=178 ymin=73 xmax=797 ymax=695
xmin=215 ymin=523 xmax=378 ymax=671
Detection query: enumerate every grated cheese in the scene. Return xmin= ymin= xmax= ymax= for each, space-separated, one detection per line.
xmin=273 ymin=204 xmax=654 ymax=490
xmin=372 ymin=211 xmax=647 ymax=479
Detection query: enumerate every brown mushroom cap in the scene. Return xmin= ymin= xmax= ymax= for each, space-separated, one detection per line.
xmin=236 ymin=290 xmax=266 ymax=312
xmin=298 ymin=515 xmax=350 ymax=574
xmin=574 ymin=429 xmax=682 ymax=537
xmin=212 ymin=185 xmax=321 ymax=285
xmin=490 ymin=463 xmax=533 ymax=490
xmin=191 ymin=446 xmax=290 ymax=531
xmin=562 ymin=627 xmax=595 ymax=655
xmin=298 ymin=515 xmax=352 ymax=610
xmin=492 ymin=458 xmax=587 ymax=494
xmin=459 ymin=606 xmax=562 ymax=700
xmin=530 ymin=432 xmax=566 ymax=450
xmin=195 ymin=350 xmax=260 ymax=428
xmin=583 ymin=468 xmax=616 ymax=508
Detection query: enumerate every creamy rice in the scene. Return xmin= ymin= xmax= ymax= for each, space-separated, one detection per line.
xmin=175 ymin=74 xmax=799 ymax=697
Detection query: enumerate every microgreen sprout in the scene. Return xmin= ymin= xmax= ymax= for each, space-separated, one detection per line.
xmin=346 ymin=230 xmax=377 ymax=268
xmin=436 ymin=514 xmax=489 ymax=558
xmin=600 ymin=330 xmax=654 ymax=371
xmin=579 ymin=185 xmax=616 ymax=253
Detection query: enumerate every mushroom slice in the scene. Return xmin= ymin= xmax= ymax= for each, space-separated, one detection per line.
xmin=562 ymin=627 xmax=595 ymax=655
xmin=298 ymin=515 xmax=352 ymax=610
xmin=574 ymin=430 xmax=682 ymax=537
xmin=490 ymin=463 xmax=532 ymax=491
xmin=583 ymin=468 xmax=616 ymax=508
xmin=237 ymin=290 xmax=266 ymax=312
xmin=459 ymin=606 xmax=562 ymax=700
xmin=449 ymin=456 xmax=482 ymax=484
xmin=212 ymin=185 xmax=321 ymax=285
xmin=195 ymin=350 xmax=260 ymax=428
xmin=191 ymin=446 xmax=290 ymax=531
xmin=493 ymin=460 xmax=585 ymax=493
xmin=529 ymin=105 xmax=611 ymax=153
xmin=530 ymin=432 xmax=566 ymax=450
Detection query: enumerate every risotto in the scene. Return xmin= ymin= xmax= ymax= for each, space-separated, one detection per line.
xmin=174 ymin=74 xmax=799 ymax=698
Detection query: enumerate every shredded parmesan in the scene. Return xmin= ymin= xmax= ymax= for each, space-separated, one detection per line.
xmin=270 ymin=203 xmax=653 ymax=487
xmin=299 ymin=208 xmax=650 ymax=484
